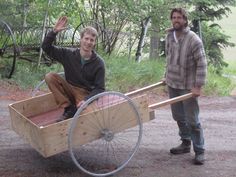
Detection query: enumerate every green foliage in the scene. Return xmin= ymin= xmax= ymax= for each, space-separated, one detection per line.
xmin=9 ymin=60 xmax=63 ymax=89
xmin=3 ymin=55 xmax=166 ymax=92
xmin=223 ymin=59 xmax=236 ymax=76
xmin=187 ymin=0 xmax=236 ymax=21
xmin=105 ymin=56 xmax=166 ymax=92
xmin=47 ymin=0 xmax=81 ymax=26
xmin=0 ymin=0 xmax=25 ymax=27
xmin=0 ymin=57 xmax=13 ymax=78
xmin=202 ymin=22 xmax=235 ymax=73
xmin=1 ymin=54 xmax=235 ymax=96
xmin=0 ymin=0 xmax=81 ymax=28
xmin=184 ymin=0 xmax=236 ymax=73
xmin=204 ymin=66 xmax=236 ymax=96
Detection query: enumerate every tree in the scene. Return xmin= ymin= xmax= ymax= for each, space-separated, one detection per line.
xmin=182 ymin=0 xmax=236 ymax=73
xmin=202 ymin=23 xmax=235 ymax=73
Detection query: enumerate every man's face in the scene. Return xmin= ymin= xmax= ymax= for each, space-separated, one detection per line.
xmin=80 ymin=32 xmax=96 ymax=52
xmin=171 ymin=12 xmax=186 ymax=31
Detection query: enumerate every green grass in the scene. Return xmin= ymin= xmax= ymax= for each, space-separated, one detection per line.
xmin=1 ymin=57 xmax=166 ymax=93
xmin=105 ymin=56 xmax=166 ymax=92
xmin=1 ymin=55 xmax=234 ymax=96
xmin=204 ymin=66 xmax=235 ymax=96
xmin=223 ymin=59 xmax=236 ymax=76
xmin=9 ymin=60 xmax=63 ymax=90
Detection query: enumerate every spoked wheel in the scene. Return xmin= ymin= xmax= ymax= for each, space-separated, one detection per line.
xmin=69 ymin=91 xmax=143 ymax=177
xmin=0 ymin=19 xmax=18 ymax=78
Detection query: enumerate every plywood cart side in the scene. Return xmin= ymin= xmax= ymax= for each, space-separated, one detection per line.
xmin=9 ymin=92 xmax=149 ymax=157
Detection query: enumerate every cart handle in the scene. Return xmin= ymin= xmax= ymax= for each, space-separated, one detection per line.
xmin=125 ymin=81 xmax=165 ymax=97
xmin=148 ymin=93 xmax=193 ymax=110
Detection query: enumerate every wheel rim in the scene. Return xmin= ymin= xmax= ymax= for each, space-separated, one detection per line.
xmin=0 ymin=19 xmax=18 ymax=78
xmin=68 ymin=91 xmax=143 ymax=177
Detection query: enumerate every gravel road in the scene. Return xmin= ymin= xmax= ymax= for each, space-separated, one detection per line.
xmin=0 ymin=89 xmax=236 ymax=177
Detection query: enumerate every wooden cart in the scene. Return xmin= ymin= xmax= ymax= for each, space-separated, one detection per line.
xmin=8 ymin=81 xmax=192 ymax=177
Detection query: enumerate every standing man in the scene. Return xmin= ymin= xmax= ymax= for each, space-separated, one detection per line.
xmin=164 ymin=8 xmax=207 ymax=165
xmin=42 ymin=16 xmax=105 ymax=122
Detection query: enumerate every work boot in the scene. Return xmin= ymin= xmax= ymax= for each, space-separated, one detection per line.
xmin=170 ymin=139 xmax=191 ymax=154
xmin=57 ymin=104 xmax=77 ymax=122
xmin=194 ymin=152 xmax=205 ymax=165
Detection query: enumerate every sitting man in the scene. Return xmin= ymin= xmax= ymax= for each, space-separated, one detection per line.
xmin=42 ymin=16 xmax=105 ymax=121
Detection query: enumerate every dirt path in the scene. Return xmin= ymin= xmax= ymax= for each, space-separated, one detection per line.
xmin=0 ymin=84 xmax=236 ymax=177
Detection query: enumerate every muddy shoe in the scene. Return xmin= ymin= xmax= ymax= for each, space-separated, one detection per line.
xmin=57 ymin=105 xmax=77 ymax=122
xmin=170 ymin=139 xmax=191 ymax=154
xmin=194 ymin=153 xmax=205 ymax=165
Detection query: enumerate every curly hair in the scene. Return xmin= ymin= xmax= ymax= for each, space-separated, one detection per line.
xmin=170 ymin=8 xmax=188 ymax=27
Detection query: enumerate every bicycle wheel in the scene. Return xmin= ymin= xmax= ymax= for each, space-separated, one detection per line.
xmin=68 ymin=91 xmax=143 ymax=177
xmin=0 ymin=19 xmax=18 ymax=78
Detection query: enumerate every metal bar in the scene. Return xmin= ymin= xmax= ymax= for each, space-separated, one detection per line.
xmin=38 ymin=0 xmax=51 ymax=66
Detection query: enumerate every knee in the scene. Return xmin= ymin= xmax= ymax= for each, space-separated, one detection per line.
xmin=190 ymin=123 xmax=202 ymax=131
xmin=45 ymin=72 xmax=58 ymax=83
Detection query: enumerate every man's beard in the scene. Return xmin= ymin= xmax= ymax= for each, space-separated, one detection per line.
xmin=173 ymin=26 xmax=184 ymax=31
xmin=173 ymin=22 xmax=185 ymax=31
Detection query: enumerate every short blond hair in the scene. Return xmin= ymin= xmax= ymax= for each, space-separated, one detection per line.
xmin=80 ymin=26 xmax=98 ymax=38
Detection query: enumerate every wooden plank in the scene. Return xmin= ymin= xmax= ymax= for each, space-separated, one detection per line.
xmin=40 ymin=94 xmax=149 ymax=157
xmin=29 ymin=108 xmax=64 ymax=126
xmin=148 ymin=93 xmax=193 ymax=110
xmin=149 ymin=110 xmax=155 ymax=120
xmin=8 ymin=105 xmax=46 ymax=156
xmin=10 ymin=93 xmax=58 ymax=117
xmin=40 ymin=121 xmax=70 ymax=157
xmin=125 ymin=81 xmax=164 ymax=97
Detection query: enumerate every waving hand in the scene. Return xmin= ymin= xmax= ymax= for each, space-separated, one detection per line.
xmin=53 ymin=16 xmax=68 ymax=33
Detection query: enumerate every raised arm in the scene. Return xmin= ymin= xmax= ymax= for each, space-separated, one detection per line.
xmin=42 ymin=16 xmax=70 ymax=62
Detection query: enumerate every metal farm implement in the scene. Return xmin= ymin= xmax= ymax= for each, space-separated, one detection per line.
xmin=8 ymin=79 xmax=193 ymax=177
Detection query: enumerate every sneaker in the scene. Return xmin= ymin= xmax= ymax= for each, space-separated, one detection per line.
xmin=194 ymin=153 xmax=205 ymax=165
xmin=170 ymin=139 xmax=191 ymax=154
xmin=57 ymin=105 xmax=77 ymax=122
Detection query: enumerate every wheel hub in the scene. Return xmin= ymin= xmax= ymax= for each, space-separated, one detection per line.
xmin=101 ymin=129 xmax=114 ymax=142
